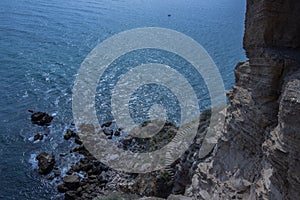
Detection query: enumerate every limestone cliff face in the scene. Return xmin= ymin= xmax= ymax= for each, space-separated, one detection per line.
xmin=186 ymin=0 xmax=300 ymax=199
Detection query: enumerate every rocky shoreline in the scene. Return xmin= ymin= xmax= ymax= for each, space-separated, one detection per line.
xmin=31 ymin=109 xmax=215 ymax=200
xmin=30 ymin=1 xmax=300 ymax=199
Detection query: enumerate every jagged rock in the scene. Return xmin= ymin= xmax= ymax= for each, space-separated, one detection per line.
xmin=31 ymin=111 xmax=53 ymax=126
xmin=36 ymin=152 xmax=55 ymax=175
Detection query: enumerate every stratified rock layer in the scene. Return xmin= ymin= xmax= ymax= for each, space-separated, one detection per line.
xmin=186 ymin=0 xmax=300 ymax=199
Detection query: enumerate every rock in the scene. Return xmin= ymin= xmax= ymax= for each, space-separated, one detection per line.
xmin=65 ymin=190 xmax=77 ymax=200
xmin=101 ymin=121 xmax=112 ymax=128
xmin=103 ymin=129 xmax=113 ymax=136
xmin=63 ymin=175 xmax=81 ymax=190
xmin=76 ymin=186 xmax=83 ymax=194
xmin=33 ymin=133 xmax=43 ymax=141
xmin=64 ymin=129 xmax=77 ymax=140
xmin=138 ymin=197 xmax=165 ymax=200
xmin=31 ymin=111 xmax=53 ymax=126
xmin=47 ymin=174 xmax=55 ymax=181
xmin=93 ymin=192 xmax=140 ymax=200
xmin=59 ymin=153 xmax=67 ymax=157
xmin=36 ymin=152 xmax=55 ymax=175
xmin=54 ymin=170 xmax=61 ymax=177
xmin=57 ymin=184 xmax=68 ymax=193
xmin=64 ymin=129 xmax=83 ymax=145
xmin=89 ymin=175 xmax=97 ymax=180
xmin=107 ymin=135 xmax=112 ymax=139
xmin=167 ymin=195 xmax=192 ymax=200
xmin=114 ymin=130 xmax=120 ymax=137
xmin=74 ymin=136 xmax=82 ymax=145
xmin=127 ymin=170 xmax=174 ymax=198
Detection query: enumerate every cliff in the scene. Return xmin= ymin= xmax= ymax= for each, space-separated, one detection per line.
xmin=186 ymin=0 xmax=300 ymax=199
xmin=34 ymin=1 xmax=300 ymax=199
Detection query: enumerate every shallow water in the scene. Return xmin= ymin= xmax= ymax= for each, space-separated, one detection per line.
xmin=0 ymin=0 xmax=245 ymax=199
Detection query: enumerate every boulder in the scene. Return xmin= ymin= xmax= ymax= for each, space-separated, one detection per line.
xmin=63 ymin=175 xmax=81 ymax=190
xmin=31 ymin=112 xmax=53 ymax=126
xmin=36 ymin=152 xmax=55 ymax=175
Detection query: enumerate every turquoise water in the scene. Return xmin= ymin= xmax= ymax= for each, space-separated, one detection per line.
xmin=0 ymin=0 xmax=246 ymax=199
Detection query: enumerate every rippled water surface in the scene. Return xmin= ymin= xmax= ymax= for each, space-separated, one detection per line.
xmin=0 ymin=0 xmax=245 ymax=199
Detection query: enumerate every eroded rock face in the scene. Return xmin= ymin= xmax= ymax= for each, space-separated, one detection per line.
xmin=186 ymin=0 xmax=300 ymax=199
xmin=266 ymin=75 xmax=300 ymax=199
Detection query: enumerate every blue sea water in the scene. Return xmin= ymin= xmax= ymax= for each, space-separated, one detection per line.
xmin=0 ymin=0 xmax=246 ymax=199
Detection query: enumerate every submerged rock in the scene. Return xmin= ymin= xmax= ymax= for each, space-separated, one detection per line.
xmin=36 ymin=152 xmax=55 ymax=175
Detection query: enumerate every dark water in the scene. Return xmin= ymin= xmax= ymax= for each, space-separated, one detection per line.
xmin=0 ymin=0 xmax=246 ymax=199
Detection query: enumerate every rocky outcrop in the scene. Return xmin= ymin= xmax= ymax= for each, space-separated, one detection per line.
xmin=186 ymin=0 xmax=300 ymax=199
xmin=36 ymin=152 xmax=55 ymax=175
xmin=30 ymin=111 xmax=53 ymax=126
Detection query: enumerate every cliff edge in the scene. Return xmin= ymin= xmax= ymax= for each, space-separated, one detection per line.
xmin=186 ymin=0 xmax=300 ymax=199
